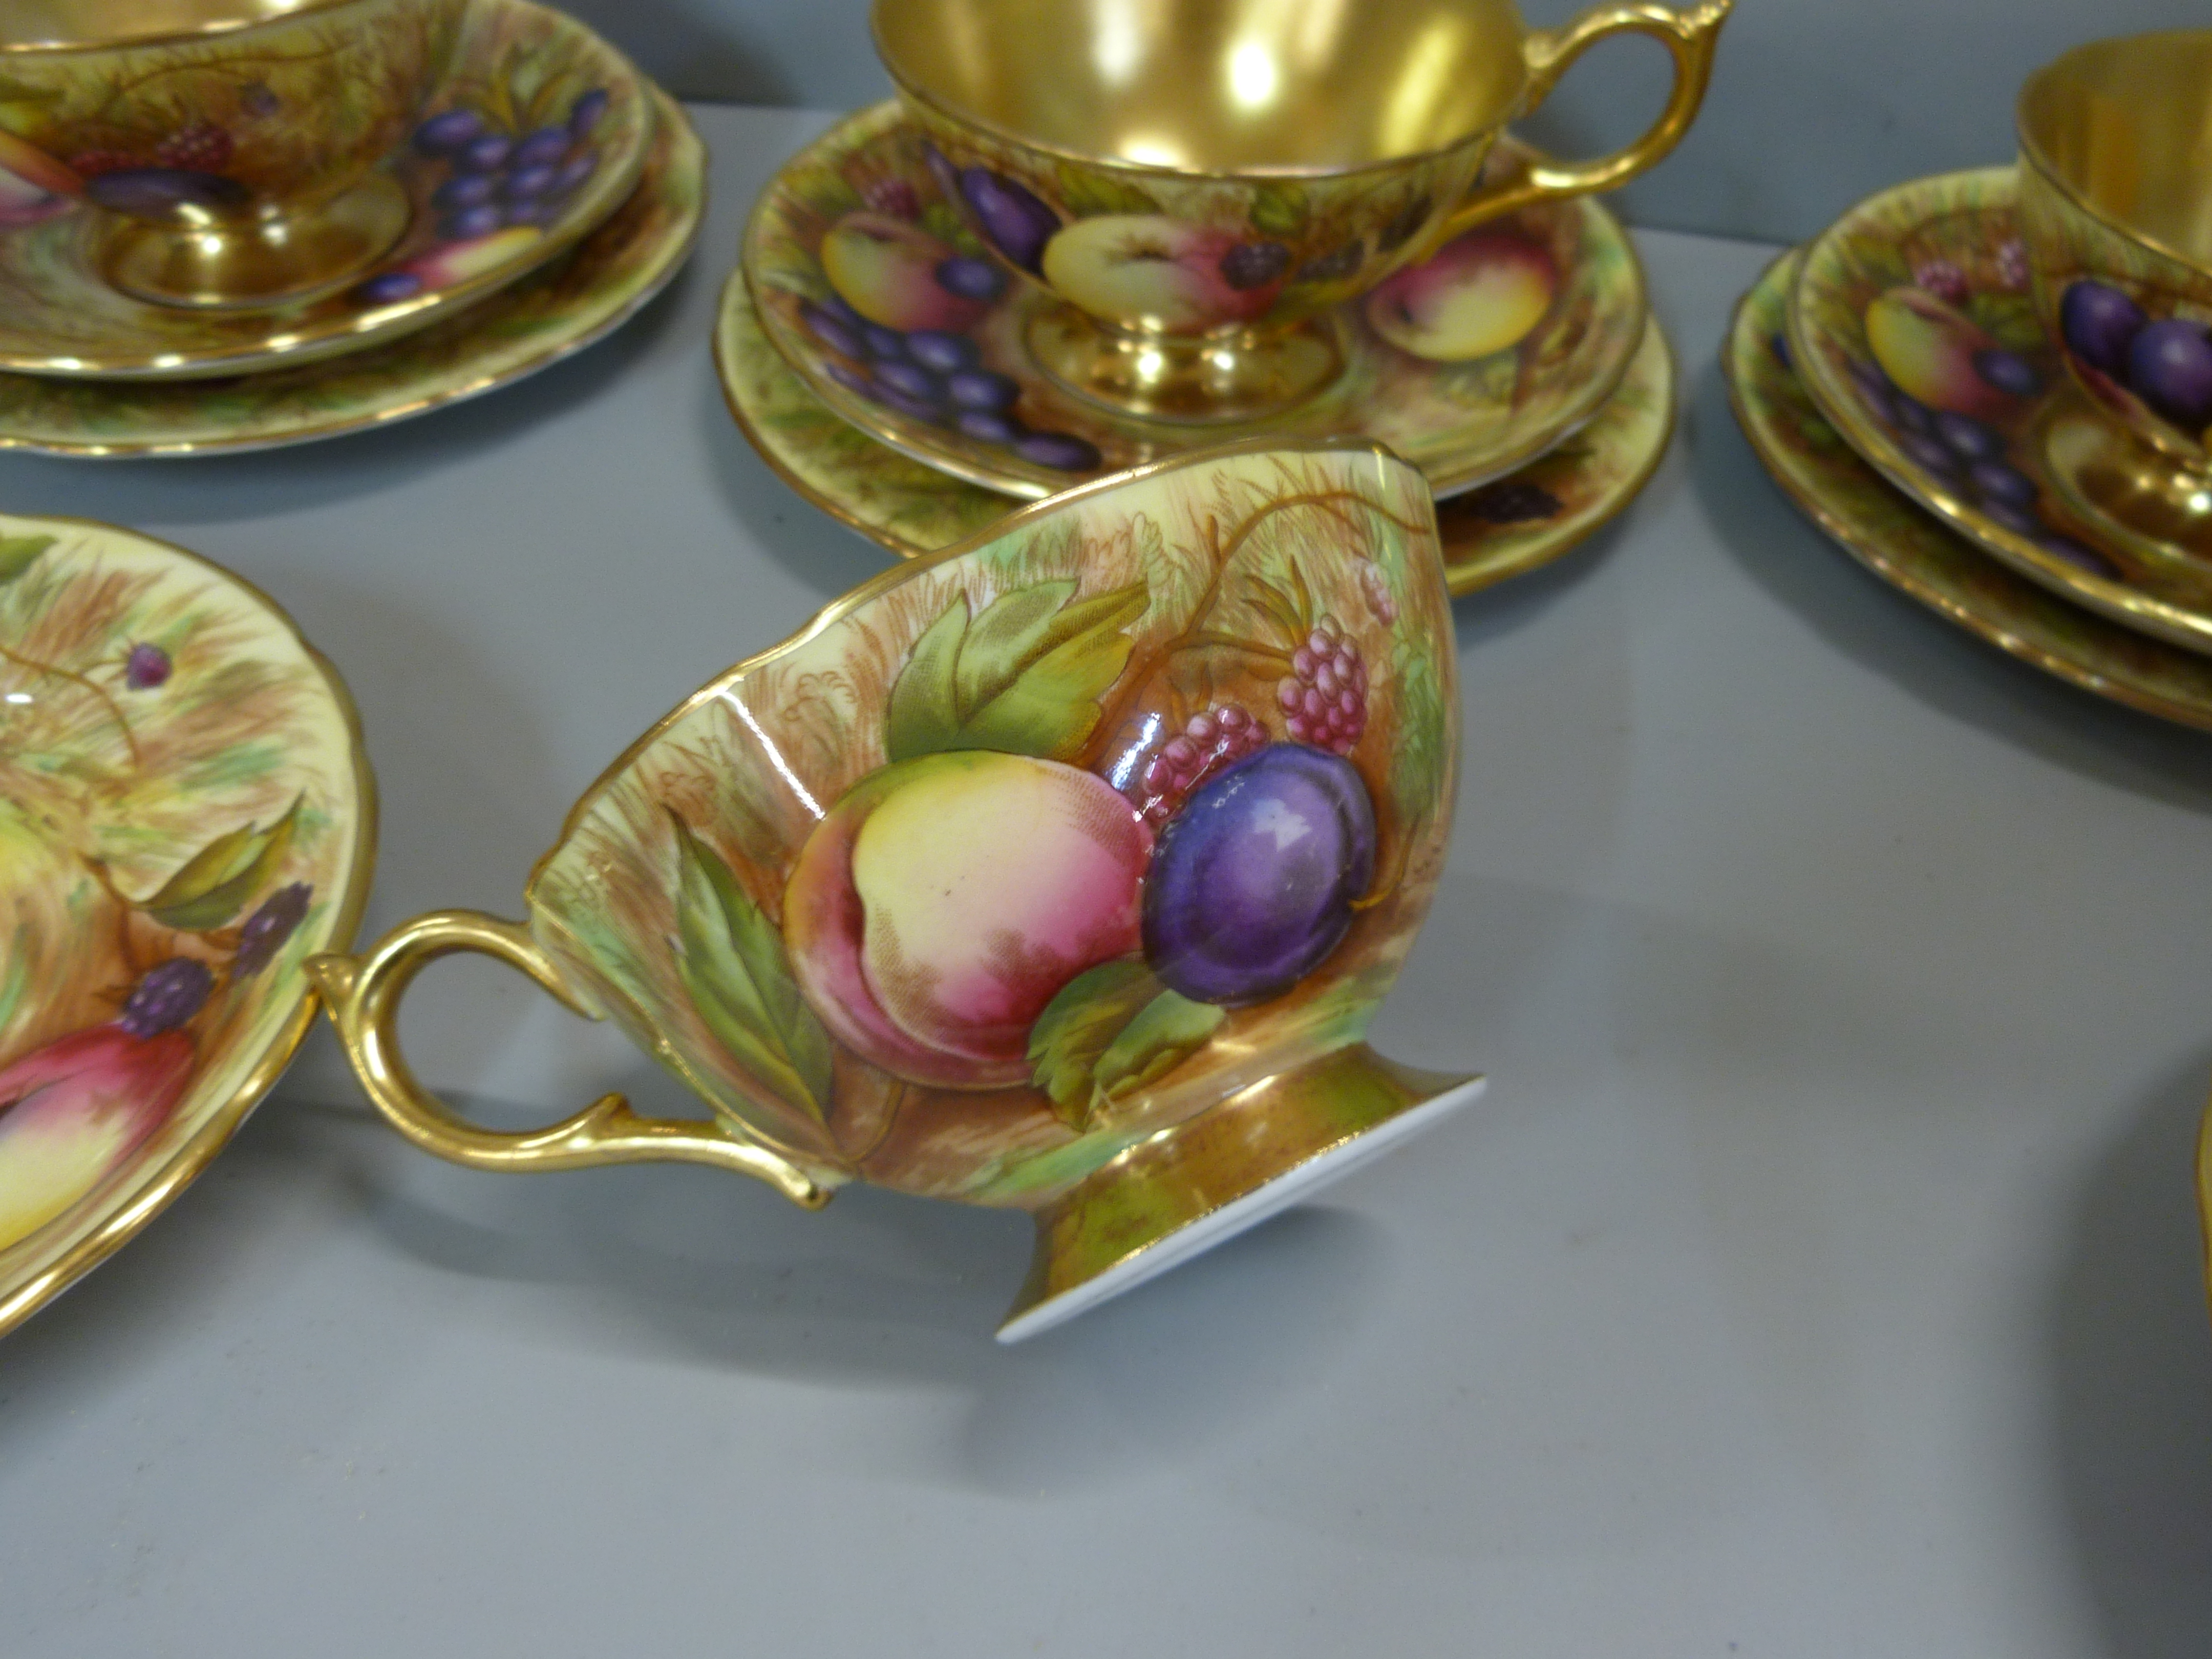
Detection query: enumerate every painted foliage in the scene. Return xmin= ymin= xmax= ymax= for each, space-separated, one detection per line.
xmin=531 ymin=446 xmax=1455 ymax=1207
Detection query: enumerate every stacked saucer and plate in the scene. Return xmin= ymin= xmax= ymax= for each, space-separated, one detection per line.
xmin=0 ymin=0 xmax=704 ymax=458
xmin=717 ymin=0 xmax=1733 ymax=595
xmin=1728 ymin=29 xmax=2212 ymax=731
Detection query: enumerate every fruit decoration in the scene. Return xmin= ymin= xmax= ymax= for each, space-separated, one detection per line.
xmin=1275 ymin=618 xmax=1368 ymax=754
xmin=1127 ymin=704 xmax=1268 ymax=825
xmin=1365 ymin=226 xmax=1558 ymax=363
xmin=2055 ymin=279 xmax=2212 ymax=438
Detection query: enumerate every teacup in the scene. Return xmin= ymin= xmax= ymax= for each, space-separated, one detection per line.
xmin=308 ymin=438 xmax=1481 ymax=1341
xmin=2017 ymin=29 xmax=2212 ymax=561
xmin=0 ymin=0 xmax=468 ymax=309
xmin=871 ymin=0 xmax=1729 ymax=422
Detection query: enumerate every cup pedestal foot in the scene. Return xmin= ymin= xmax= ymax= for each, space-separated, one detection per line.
xmin=2041 ymin=397 xmax=2212 ymax=565
xmin=997 ymin=1044 xmax=1483 ymax=1343
xmin=1025 ymin=307 xmax=1344 ymax=424
xmin=98 ymin=173 xmax=412 ymax=312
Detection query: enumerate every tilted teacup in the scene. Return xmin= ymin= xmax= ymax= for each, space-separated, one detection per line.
xmin=308 ymin=439 xmax=1482 ymax=1341
xmin=0 ymin=0 xmax=468 ymax=309
xmin=871 ymin=0 xmax=1730 ymax=422
xmin=2017 ymin=29 xmax=2212 ymax=562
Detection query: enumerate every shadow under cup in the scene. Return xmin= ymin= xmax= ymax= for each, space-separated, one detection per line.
xmin=311 ymin=440 xmax=1482 ymax=1341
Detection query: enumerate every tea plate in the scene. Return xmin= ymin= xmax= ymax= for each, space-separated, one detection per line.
xmin=1734 ymin=251 xmax=2212 ymax=731
xmin=741 ymin=102 xmax=1647 ymax=501
xmin=0 ymin=515 xmax=376 ymax=1337
xmin=718 ymin=264 xmax=1675 ymax=595
xmin=1788 ymin=167 xmax=2212 ymax=657
xmin=0 ymin=89 xmax=701 ymax=459
xmin=0 ymin=0 xmax=652 ymax=382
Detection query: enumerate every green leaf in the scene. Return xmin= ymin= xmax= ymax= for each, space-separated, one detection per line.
xmin=0 ymin=535 xmax=53 ymax=587
xmin=669 ymin=812 xmax=835 ymax=1123
xmin=1056 ymin=164 xmax=1161 ymax=219
xmin=884 ymin=580 xmax=1148 ymax=763
xmin=1249 ymin=182 xmax=1308 ymax=239
xmin=1092 ymin=989 xmax=1225 ymax=1102
xmin=143 ymin=796 xmax=300 ymax=931
xmin=0 ymin=79 xmax=61 ymax=104
xmin=1027 ymin=958 xmax=1164 ymax=1128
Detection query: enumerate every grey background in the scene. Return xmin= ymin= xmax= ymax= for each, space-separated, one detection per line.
xmin=556 ymin=0 xmax=2212 ymax=244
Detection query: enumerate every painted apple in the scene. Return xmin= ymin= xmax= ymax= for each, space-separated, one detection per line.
xmin=1041 ymin=214 xmax=1280 ymax=334
xmin=820 ymin=210 xmax=989 ymax=334
xmin=1864 ymin=286 xmax=2019 ymax=423
xmin=1363 ymin=227 xmax=1556 ymax=362
xmin=783 ymin=750 xmax=1152 ymax=1089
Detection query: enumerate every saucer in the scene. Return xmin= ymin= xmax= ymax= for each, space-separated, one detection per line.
xmin=0 ymin=90 xmax=701 ymax=459
xmin=741 ymin=102 xmax=1646 ymax=501
xmin=1789 ymin=167 xmax=2212 ymax=658
xmin=0 ymin=0 xmax=652 ymax=382
xmin=0 ymin=514 xmax=376 ymax=1337
xmin=1733 ymin=251 xmax=2212 ymax=731
xmin=718 ymin=263 xmax=1674 ymax=596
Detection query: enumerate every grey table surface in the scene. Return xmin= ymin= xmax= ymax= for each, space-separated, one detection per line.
xmin=4 ymin=103 xmax=2211 ymax=1658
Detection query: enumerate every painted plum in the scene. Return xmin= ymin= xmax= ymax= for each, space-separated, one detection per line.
xmin=784 ymin=750 xmax=1152 ymax=1088
xmin=1142 ymin=745 xmax=1377 ymax=1006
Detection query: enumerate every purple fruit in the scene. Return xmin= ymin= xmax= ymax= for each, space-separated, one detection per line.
xmin=2124 ymin=316 xmax=2212 ymax=432
xmin=935 ymin=254 xmax=1007 ymax=302
xmin=353 ymin=269 xmax=424 ymax=306
xmin=569 ymin=88 xmax=609 ymax=139
xmin=502 ymin=163 xmax=558 ymax=202
xmin=1968 ymin=459 xmax=2036 ymax=508
xmin=413 ymin=108 xmax=483 ymax=155
xmin=505 ymin=198 xmax=560 ymax=228
xmin=1141 ymin=744 xmax=1377 ymax=1006
xmin=1012 ymin=431 xmax=1101 ymax=471
xmin=553 ymin=151 xmax=598 ymax=194
xmin=861 ymin=323 xmax=908 ymax=360
xmin=873 ymin=383 xmax=950 ymax=425
xmin=432 ymin=172 xmax=497 ymax=211
xmin=1219 ymin=241 xmax=1289 ymax=290
xmin=2059 ymin=280 xmax=2146 ymax=377
xmin=83 ymin=168 xmax=250 ymax=218
xmin=872 ymin=359 xmax=943 ymax=403
xmin=1296 ymin=241 xmax=1365 ymax=284
xmin=1974 ymin=348 xmax=2040 ymax=397
xmin=1899 ymin=430 xmax=1960 ymax=477
xmin=959 ymin=167 xmax=1057 ymax=272
xmin=1890 ymin=394 xmax=1933 ymax=438
xmin=514 ymin=127 xmax=571 ymax=170
xmin=1979 ymin=496 xmax=2042 ymax=537
xmin=1767 ymin=332 xmax=1794 ymax=372
xmin=2042 ymin=534 xmax=2120 ymax=580
xmin=234 ymin=883 xmax=312 ymax=977
xmin=459 ymin=133 xmax=513 ymax=174
xmin=118 ymin=959 xmax=213 ymax=1039
xmin=906 ymin=331 xmax=979 ymax=374
xmin=801 ymin=302 xmax=862 ymax=358
xmin=946 ymin=367 xmax=1019 ymax=412
xmin=956 ymin=409 xmax=1022 ymax=443
xmin=123 ymin=643 xmax=171 ymax=689
xmin=823 ymin=360 xmax=873 ymax=397
xmin=1462 ymin=480 xmax=1561 ymax=525
xmin=440 ymin=204 xmax=504 ymax=242
xmin=1933 ymin=411 xmax=2004 ymax=462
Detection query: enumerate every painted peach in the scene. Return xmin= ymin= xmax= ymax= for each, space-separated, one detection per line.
xmin=1865 ymin=286 xmax=2017 ymax=422
xmin=0 ymin=1024 xmax=194 ymax=1250
xmin=1364 ymin=227 xmax=1556 ymax=362
xmin=783 ymin=750 xmax=1151 ymax=1089
xmin=820 ymin=210 xmax=988 ymax=333
xmin=1041 ymin=214 xmax=1278 ymax=334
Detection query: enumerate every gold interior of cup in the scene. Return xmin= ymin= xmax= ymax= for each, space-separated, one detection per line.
xmin=872 ymin=0 xmax=1528 ymax=174
xmin=2019 ymin=30 xmax=2212 ymax=269
xmin=1 ymin=0 xmax=356 ymax=51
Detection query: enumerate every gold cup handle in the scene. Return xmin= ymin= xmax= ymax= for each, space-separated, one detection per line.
xmin=1442 ymin=0 xmax=1732 ymax=237
xmin=305 ymin=910 xmax=831 ymax=1209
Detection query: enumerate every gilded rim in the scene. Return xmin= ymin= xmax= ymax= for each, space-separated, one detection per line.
xmin=0 ymin=0 xmax=654 ymax=382
xmin=0 ymin=515 xmax=380 ymax=1341
xmin=1788 ymin=166 xmax=2212 ymax=659
xmin=0 ymin=88 xmax=703 ymax=458
xmin=4 ymin=0 xmax=376 ymax=53
xmin=1730 ymin=249 xmax=2212 ymax=732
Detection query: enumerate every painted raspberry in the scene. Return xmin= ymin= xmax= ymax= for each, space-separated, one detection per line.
xmin=118 ymin=959 xmax=214 ymax=1038
xmin=1275 ymin=618 xmax=1367 ymax=755
xmin=155 ymin=122 xmax=235 ymax=174
xmin=233 ymin=882 xmax=313 ymax=977
xmin=1996 ymin=238 xmax=2030 ymax=292
xmin=1463 ymin=479 xmax=1561 ymax=525
xmin=1128 ymin=704 xmax=1268 ymax=826
xmin=862 ymin=178 xmax=922 ymax=221
xmin=1219 ymin=241 xmax=1290 ymax=291
xmin=1911 ymin=258 xmax=1969 ymax=307
xmin=1357 ymin=563 xmax=1398 ymax=625
xmin=124 ymin=643 xmax=171 ymax=690
xmin=68 ymin=150 xmax=140 ymax=179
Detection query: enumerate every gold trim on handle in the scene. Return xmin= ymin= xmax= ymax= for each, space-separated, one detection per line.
xmin=1442 ymin=0 xmax=1732 ymax=237
xmin=305 ymin=911 xmax=831 ymax=1209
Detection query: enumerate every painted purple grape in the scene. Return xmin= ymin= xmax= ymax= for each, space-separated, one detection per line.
xmin=1889 ymin=395 xmax=1933 ymax=439
xmin=1847 ymin=357 xmax=1892 ymax=399
xmin=569 ymin=88 xmax=609 ymax=139
xmin=1141 ymin=744 xmax=1377 ymax=1006
xmin=123 ymin=643 xmax=171 ymax=690
xmin=861 ymin=323 xmax=908 ymax=360
xmin=84 ymin=169 xmax=249 ymax=217
xmin=1974 ymin=348 xmax=2040 ymax=397
xmin=2059 ymin=280 xmax=2146 ymax=377
xmin=413 ymin=108 xmax=483 ymax=156
xmin=505 ymin=198 xmax=560 ymax=228
xmin=1979 ymin=496 xmax=2042 ymax=537
xmin=818 ymin=292 xmax=864 ymax=329
xmin=935 ymin=254 xmax=1007 ymax=302
xmin=1933 ymin=411 xmax=2004 ymax=463
xmin=2124 ymin=317 xmax=2212 ymax=432
xmin=118 ymin=959 xmax=213 ymax=1039
xmin=514 ymin=127 xmax=571 ymax=170
xmin=1898 ymin=431 xmax=1960 ymax=477
xmin=1296 ymin=240 xmax=1365 ymax=284
xmin=906 ymin=331 xmax=979 ymax=374
xmin=872 ymin=359 xmax=944 ymax=403
xmin=823 ymin=360 xmax=872 ymax=397
xmin=2042 ymin=534 xmax=2120 ymax=580
xmin=801 ymin=302 xmax=862 ymax=359
xmin=441 ymin=204 xmax=504 ymax=242
xmin=459 ymin=133 xmax=513 ymax=174
xmin=956 ymin=409 xmax=1022 ymax=443
xmin=432 ymin=172 xmax=497 ymax=211
xmin=1013 ymin=431 xmax=1101 ymax=471
xmin=959 ymin=167 xmax=1057 ymax=272
xmin=873 ymin=383 xmax=950 ymax=425
xmin=554 ymin=152 xmax=598 ymax=194
xmin=1968 ymin=459 xmax=2036 ymax=508
xmin=503 ymin=164 xmax=558 ymax=202
xmin=233 ymin=883 xmax=313 ymax=977
xmin=946 ymin=368 xmax=1019 ymax=412
xmin=353 ymin=270 xmax=423 ymax=306
xmin=1219 ymin=241 xmax=1289 ymax=290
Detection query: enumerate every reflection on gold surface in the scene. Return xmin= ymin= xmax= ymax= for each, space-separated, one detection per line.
xmin=3 ymin=0 xmax=354 ymax=50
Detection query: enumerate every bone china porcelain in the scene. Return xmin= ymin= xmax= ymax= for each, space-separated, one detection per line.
xmin=309 ymin=440 xmax=1481 ymax=1341
xmin=0 ymin=0 xmax=654 ymax=381
xmin=2016 ymin=30 xmax=2212 ymax=569
xmin=869 ymin=0 xmax=1727 ymax=422
xmin=0 ymin=513 xmax=376 ymax=1337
